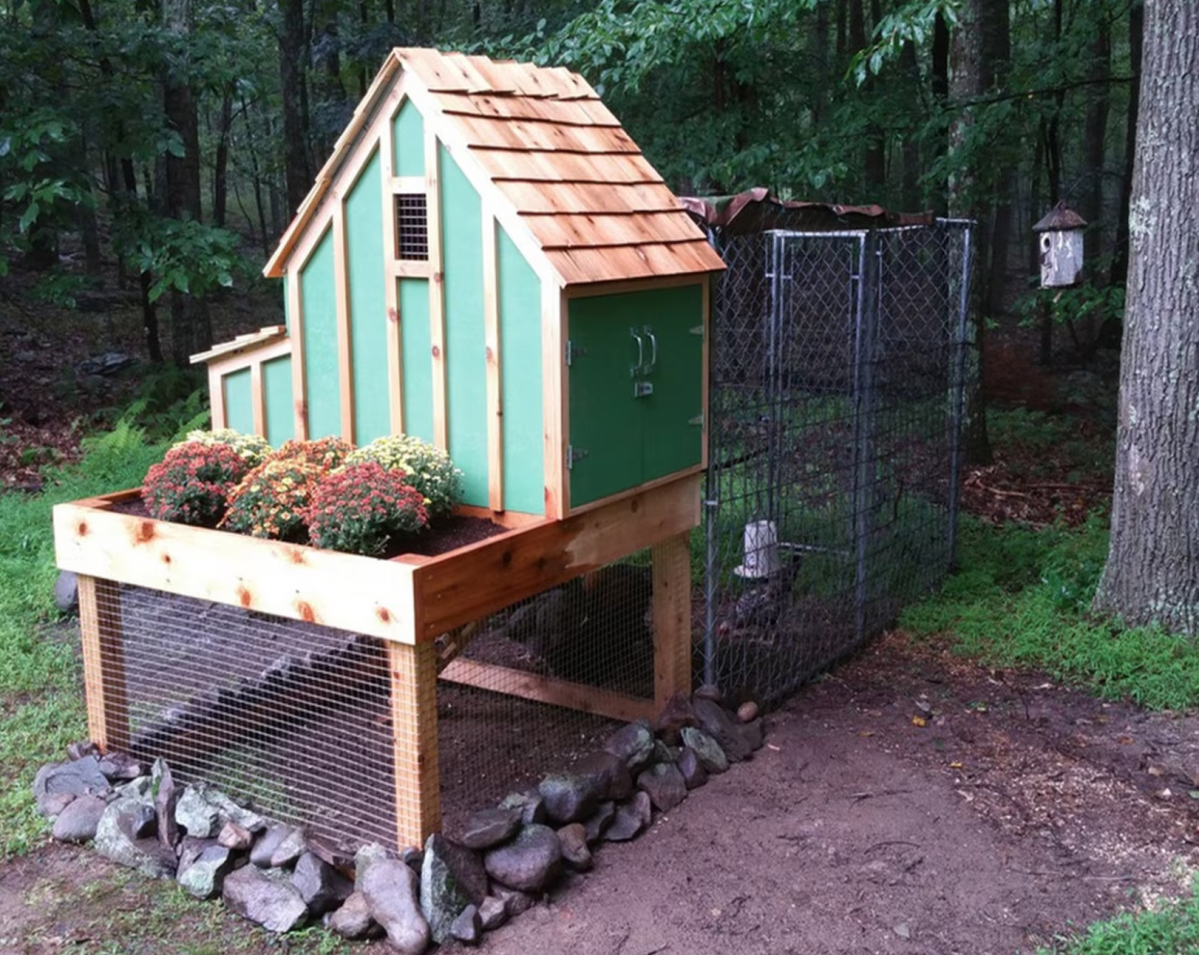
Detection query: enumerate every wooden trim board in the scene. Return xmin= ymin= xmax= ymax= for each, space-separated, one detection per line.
xmin=380 ymin=111 xmax=405 ymax=436
xmin=540 ymin=282 xmax=565 ymax=519
xmin=482 ymin=209 xmax=503 ymax=510
xmin=77 ymin=575 xmax=130 ymax=754
xmin=651 ymin=531 xmax=692 ymax=710
xmin=426 ymin=129 xmax=448 ymax=451
xmin=332 ymin=203 xmax=356 ymax=442
xmin=390 ymin=641 xmax=441 ymax=847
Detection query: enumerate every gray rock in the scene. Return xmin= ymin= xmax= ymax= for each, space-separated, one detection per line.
xmin=129 ymin=801 xmax=157 ymax=839
xmin=292 ymin=852 xmax=352 ymax=915
xmin=478 ymin=896 xmax=507 ymax=930
xmin=178 ymin=836 xmax=219 ymax=874
xmin=178 ymin=845 xmax=234 ymax=899
xmin=222 ymin=864 xmax=309 ymax=933
xmin=573 ymin=751 xmax=633 ymax=803
xmin=175 ymin=785 xmax=220 ymax=838
xmin=66 ymin=740 xmax=100 ymax=761
xmin=54 ymin=570 xmax=78 ymax=614
xmin=653 ymin=691 xmax=698 ymax=745
xmin=115 ymin=776 xmax=152 ymax=800
xmin=33 ymin=758 xmax=110 ymax=815
xmin=498 ymin=787 xmax=546 ymax=826
xmin=51 ymin=795 xmax=106 ymax=843
xmin=269 ymin=827 xmax=308 ymax=868
xmin=677 ymin=746 xmax=708 ymax=790
xmin=680 ymin=726 xmax=729 ymax=774
xmin=354 ymin=842 xmax=393 ymax=878
xmin=39 ymin=792 xmax=76 ymax=818
xmin=218 ymin=820 xmax=253 ymax=851
xmin=324 ymin=891 xmax=380 ymax=940
xmin=693 ymin=697 xmax=753 ymax=762
xmin=583 ymin=802 xmax=616 ymax=844
xmin=483 ymin=824 xmax=562 ymax=893
xmin=451 ymin=904 xmax=482 ymax=945
xmin=152 ymin=760 xmax=179 ymax=849
xmin=460 ymin=807 xmax=521 ymax=850
xmin=420 ymin=835 xmax=488 ymax=944
xmin=604 ymin=792 xmax=652 ymax=842
xmin=360 ymin=856 xmax=429 ymax=955
xmin=737 ymin=700 xmax=760 ymax=723
xmin=556 ymin=823 xmax=592 ymax=871
xmin=603 ymin=720 xmax=655 ymax=773
xmin=743 ymin=717 xmax=765 ymax=750
xmin=400 ymin=845 xmax=424 ymax=877
xmin=693 ymin=684 xmax=723 ymax=703
xmin=252 ymin=824 xmax=302 ymax=868
xmin=201 ymin=787 xmax=266 ymax=833
xmin=306 ymin=834 xmax=353 ymax=870
xmin=493 ymin=885 xmax=536 ymax=917
xmin=637 ymin=762 xmax=688 ymax=813
xmin=97 ymin=752 xmax=142 ymax=782
xmin=94 ymin=798 xmax=177 ymax=878
xmin=651 ymin=740 xmax=677 ymax=765
xmin=538 ymin=773 xmax=601 ymax=824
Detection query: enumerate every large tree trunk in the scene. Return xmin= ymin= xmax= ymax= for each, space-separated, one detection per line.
xmin=1109 ymin=1 xmax=1144 ymax=288
xmin=279 ymin=0 xmax=312 ymax=215
xmin=1093 ymin=0 xmax=1199 ymax=636
xmin=930 ymin=12 xmax=950 ymax=214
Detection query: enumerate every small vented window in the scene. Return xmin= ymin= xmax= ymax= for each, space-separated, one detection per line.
xmin=395 ymin=193 xmax=429 ymax=261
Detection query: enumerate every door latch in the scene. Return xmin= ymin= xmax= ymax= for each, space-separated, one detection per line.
xmin=633 ymin=381 xmax=654 ymax=398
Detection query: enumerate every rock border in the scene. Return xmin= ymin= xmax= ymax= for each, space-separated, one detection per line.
xmin=34 ymin=687 xmax=765 ymax=950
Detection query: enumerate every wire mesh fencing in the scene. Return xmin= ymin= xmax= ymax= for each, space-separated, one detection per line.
xmin=700 ymin=218 xmax=972 ymax=705
xmin=96 ymin=551 xmax=663 ymax=852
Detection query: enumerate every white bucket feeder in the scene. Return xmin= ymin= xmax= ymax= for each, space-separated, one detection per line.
xmin=1033 ymin=201 xmax=1087 ymax=288
xmin=734 ymin=519 xmax=782 ymax=579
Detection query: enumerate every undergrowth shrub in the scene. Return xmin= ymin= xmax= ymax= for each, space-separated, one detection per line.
xmin=142 ymin=441 xmax=250 ymax=527
xmin=345 ymin=435 xmax=462 ymax=518
xmin=220 ymin=459 xmax=323 ymax=541
xmin=185 ymin=428 xmax=272 ymax=468
xmin=307 ymin=462 xmax=429 ymax=557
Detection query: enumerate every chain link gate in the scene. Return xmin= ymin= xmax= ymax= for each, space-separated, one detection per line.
xmin=701 ymin=220 xmax=972 ymax=704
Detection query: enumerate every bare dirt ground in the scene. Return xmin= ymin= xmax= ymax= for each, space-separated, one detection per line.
xmin=5 ymin=630 xmax=1199 ymax=955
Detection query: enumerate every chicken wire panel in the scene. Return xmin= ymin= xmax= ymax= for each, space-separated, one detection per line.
xmin=702 ymin=221 xmax=971 ymax=704
xmin=111 ymin=584 xmax=399 ymax=852
xmin=435 ymin=556 xmax=656 ymax=835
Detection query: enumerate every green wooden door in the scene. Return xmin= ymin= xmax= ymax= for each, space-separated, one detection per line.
xmin=567 ymin=298 xmax=642 ymax=507
xmin=638 ymin=285 xmax=704 ymax=482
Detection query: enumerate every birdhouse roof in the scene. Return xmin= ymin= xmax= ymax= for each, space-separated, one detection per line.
xmin=264 ymin=48 xmax=725 ymax=285
xmin=1033 ymin=200 xmax=1088 ymax=232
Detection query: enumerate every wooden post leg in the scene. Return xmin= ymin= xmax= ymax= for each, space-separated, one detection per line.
xmin=77 ymin=575 xmax=130 ymax=754
xmin=388 ymin=640 xmax=440 ymax=850
xmin=652 ymin=531 xmax=693 ymax=711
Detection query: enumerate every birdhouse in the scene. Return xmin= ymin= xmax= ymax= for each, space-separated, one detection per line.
xmin=191 ymin=48 xmax=725 ymax=521
xmin=1032 ymin=200 xmax=1087 ymax=288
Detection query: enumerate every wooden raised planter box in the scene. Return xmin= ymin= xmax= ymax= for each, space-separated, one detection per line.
xmin=53 ymin=474 xmax=700 ymax=848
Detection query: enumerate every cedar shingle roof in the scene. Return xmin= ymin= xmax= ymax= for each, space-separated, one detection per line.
xmin=265 ymin=48 xmax=724 ymax=285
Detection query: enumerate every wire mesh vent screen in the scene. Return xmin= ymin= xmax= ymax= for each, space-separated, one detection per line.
xmin=395 ymin=193 xmax=429 ymax=261
xmin=113 ymin=584 xmax=398 ymax=852
xmin=702 ymin=219 xmax=972 ymax=705
xmin=435 ymin=556 xmax=655 ymax=836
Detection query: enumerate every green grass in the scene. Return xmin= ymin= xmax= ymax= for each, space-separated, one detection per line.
xmin=902 ymin=515 xmax=1199 ymax=711
xmin=1036 ymin=879 xmax=1199 ymax=954
xmin=0 ymin=423 xmax=168 ymax=857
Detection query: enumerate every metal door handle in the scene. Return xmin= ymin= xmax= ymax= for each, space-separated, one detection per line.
xmin=630 ymin=328 xmax=644 ymax=375
xmin=644 ymin=326 xmax=657 ymax=367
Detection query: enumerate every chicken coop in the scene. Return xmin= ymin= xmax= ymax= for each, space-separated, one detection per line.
xmin=684 ymin=191 xmax=972 ymax=703
xmin=54 ymin=48 xmax=724 ymax=852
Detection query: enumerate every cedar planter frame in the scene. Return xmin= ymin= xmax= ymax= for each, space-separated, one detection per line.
xmin=53 ymin=474 xmax=699 ymax=849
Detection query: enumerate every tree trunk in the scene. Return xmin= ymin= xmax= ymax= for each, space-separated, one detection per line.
xmin=982 ymin=0 xmax=1012 ymax=317
xmin=949 ymin=0 xmax=993 ymax=466
xmin=279 ymin=0 xmax=311 ymax=215
xmin=212 ymin=89 xmax=233 ymax=228
xmin=899 ymin=40 xmax=921 ymax=211
xmin=1094 ymin=0 xmax=1199 ymax=636
xmin=1110 ymin=1 xmax=1143 ymax=287
xmin=930 ymin=12 xmax=950 ymax=214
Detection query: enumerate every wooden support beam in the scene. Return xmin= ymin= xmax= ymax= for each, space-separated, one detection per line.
xmin=482 ymin=210 xmax=503 ymax=511
xmin=333 ymin=203 xmax=356 ymax=443
xmin=652 ymin=531 xmax=693 ymax=710
xmin=541 ymin=284 xmax=565 ymax=519
xmin=288 ymin=271 xmax=310 ymax=440
xmin=250 ymin=361 xmax=266 ymax=438
xmin=77 ymin=575 xmax=129 ymax=754
xmin=389 ymin=640 xmax=441 ymax=849
xmin=208 ymin=366 xmax=227 ymax=430
xmin=440 ymin=658 xmax=655 ymax=723
xmin=426 ymin=131 xmax=448 ymax=451
xmin=380 ymin=113 xmax=404 ymax=436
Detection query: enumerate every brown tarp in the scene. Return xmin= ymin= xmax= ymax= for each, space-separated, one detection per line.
xmin=679 ymin=187 xmax=935 ymax=234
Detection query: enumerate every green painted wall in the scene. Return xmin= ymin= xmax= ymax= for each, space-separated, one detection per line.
xmin=394 ymin=100 xmax=425 ymax=177
xmin=263 ymin=356 xmax=294 ymax=446
xmin=399 ymin=277 xmax=434 ymax=443
xmin=439 ymin=143 xmax=487 ymax=507
xmin=345 ymin=149 xmax=390 ymax=444
xmin=497 ymin=225 xmax=544 ymax=514
xmin=567 ymin=284 xmax=705 ymax=508
xmin=300 ymin=227 xmax=341 ymax=438
xmin=224 ymin=368 xmax=253 ymax=436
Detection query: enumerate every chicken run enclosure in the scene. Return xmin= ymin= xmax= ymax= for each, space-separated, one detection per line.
xmin=53 ymin=52 xmax=972 ymax=858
